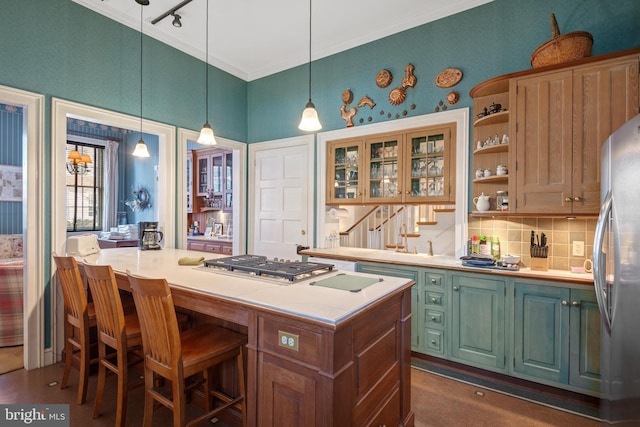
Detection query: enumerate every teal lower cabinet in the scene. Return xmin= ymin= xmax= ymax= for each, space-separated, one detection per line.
xmin=513 ymin=282 xmax=570 ymax=383
xmin=357 ymin=262 xmax=421 ymax=352
xmin=568 ymin=289 xmax=601 ymax=392
xmin=450 ymin=272 xmax=506 ymax=372
xmin=513 ymin=280 xmax=601 ymax=394
xmin=422 ymin=270 xmax=448 ymax=357
xmin=354 ymin=260 xmax=601 ymax=395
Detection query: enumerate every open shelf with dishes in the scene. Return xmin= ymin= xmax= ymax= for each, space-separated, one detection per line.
xmin=470 ymin=76 xmax=511 ymax=214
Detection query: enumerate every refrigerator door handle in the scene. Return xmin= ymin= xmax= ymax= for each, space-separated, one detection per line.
xmin=594 ymin=189 xmax=613 ymax=335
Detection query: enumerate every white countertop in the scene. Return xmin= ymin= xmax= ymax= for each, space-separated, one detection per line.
xmin=82 ymin=248 xmax=413 ymax=325
xmin=300 ymin=247 xmax=594 ymax=285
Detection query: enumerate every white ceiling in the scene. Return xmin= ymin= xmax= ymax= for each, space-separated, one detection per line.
xmin=73 ymin=0 xmax=492 ymax=81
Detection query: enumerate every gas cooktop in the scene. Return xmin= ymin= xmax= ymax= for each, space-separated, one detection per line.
xmin=203 ymin=255 xmax=335 ymax=282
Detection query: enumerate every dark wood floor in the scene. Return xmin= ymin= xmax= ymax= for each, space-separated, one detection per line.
xmin=0 ymin=357 xmax=600 ymax=426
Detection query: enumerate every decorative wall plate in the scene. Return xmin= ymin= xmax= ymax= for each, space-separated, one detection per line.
xmin=376 ymin=69 xmax=392 ymax=88
xmin=388 ymin=87 xmax=406 ymax=105
xmin=446 ymin=91 xmax=460 ymax=105
xmin=435 ymin=68 xmax=463 ymax=88
xmin=401 ymin=63 xmax=417 ymax=88
xmin=342 ymin=88 xmax=353 ymax=105
xmin=357 ymin=96 xmax=376 ymax=109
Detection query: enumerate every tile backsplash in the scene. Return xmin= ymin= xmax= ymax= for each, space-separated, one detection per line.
xmin=468 ymin=216 xmax=597 ymax=271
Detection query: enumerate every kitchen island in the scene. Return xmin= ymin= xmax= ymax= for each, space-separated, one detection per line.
xmin=82 ymin=248 xmax=415 ymax=427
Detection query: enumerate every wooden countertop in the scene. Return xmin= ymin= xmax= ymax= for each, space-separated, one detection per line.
xmin=81 ymin=247 xmax=414 ymax=325
xmin=300 ymin=247 xmax=594 ymax=286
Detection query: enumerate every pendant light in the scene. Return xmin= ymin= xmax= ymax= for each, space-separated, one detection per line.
xmin=198 ymin=0 xmax=217 ymax=145
xmin=133 ymin=0 xmax=151 ymax=157
xmin=298 ymin=0 xmax=321 ymax=132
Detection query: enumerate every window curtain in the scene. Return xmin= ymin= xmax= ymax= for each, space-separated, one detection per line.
xmin=102 ymin=140 xmax=119 ymax=231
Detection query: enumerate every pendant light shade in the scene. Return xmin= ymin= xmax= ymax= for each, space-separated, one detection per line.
xmin=197 ymin=121 xmax=216 ymax=145
xmin=299 ymin=101 xmax=321 ymax=131
xmin=133 ymin=138 xmax=151 ymax=157
xmin=198 ymin=0 xmax=217 ymax=145
xmin=298 ymin=0 xmax=321 ymax=132
xmin=133 ymin=2 xmax=151 ymax=157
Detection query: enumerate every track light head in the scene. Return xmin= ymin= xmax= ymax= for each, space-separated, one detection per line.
xmin=171 ymin=13 xmax=182 ymax=27
xmin=135 ymin=0 xmax=150 ymax=5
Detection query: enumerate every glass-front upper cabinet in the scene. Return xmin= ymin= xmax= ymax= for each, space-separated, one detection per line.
xmin=325 ymin=123 xmax=456 ymax=205
xmin=404 ymin=126 xmax=455 ymax=203
xmin=197 ymin=156 xmax=209 ymax=196
xmin=326 ymin=139 xmax=363 ymax=204
xmin=364 ymin=133 xmax=403 ymax=203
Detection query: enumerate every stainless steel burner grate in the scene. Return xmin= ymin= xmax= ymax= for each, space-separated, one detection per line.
xmin=203 ymin=255 xmax=334 ymax=282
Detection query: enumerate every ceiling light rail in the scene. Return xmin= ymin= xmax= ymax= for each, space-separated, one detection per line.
xmin=150 ymin=0 xmax=193 ymax=26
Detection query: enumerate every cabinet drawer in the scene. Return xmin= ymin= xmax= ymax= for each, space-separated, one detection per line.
xmin=425 ymin=309 xmax=445 ymax=328
xmin=424 ymin=328 xmax=445 ymax=355
xmin=425 ymin=291 xmax=444 ymax=306
xmin=424 ymin=272 xmax=445 ymax=289
xmin=221 ymin=244 xmax=233 ymax=255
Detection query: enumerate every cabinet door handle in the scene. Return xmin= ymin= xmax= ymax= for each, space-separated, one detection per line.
xmin=564 ymin=197 xmax=573 ymax=202
xmin=431 ymin=340 xmax=437 ymax=345
xmin=453 ymin=286 xmax=459 ymax=291
xmin=562 ymin=300 xmax=569 ymax=306
xmin=431 ymin=278 xmax=437 ymax=284
xmin=431 ymin=316 xmax=437 ymax=321
xmin=573 ymin=196 xmax=582 ymax=202
xmin=572 ymin=301 xmax=580 ymax=307
xmin=431 ymin=297 xmax=437 ymax=303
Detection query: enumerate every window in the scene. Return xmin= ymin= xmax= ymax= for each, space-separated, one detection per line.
xmin=66 ymin=142 xmax=104 ymax=231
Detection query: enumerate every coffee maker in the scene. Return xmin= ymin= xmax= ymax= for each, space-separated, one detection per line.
xmin=138 ymin=221 xmax=163 ymax=250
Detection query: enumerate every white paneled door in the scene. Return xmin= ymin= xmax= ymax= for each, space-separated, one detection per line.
xmin=249 ymin=136 xmax=314 ymax=260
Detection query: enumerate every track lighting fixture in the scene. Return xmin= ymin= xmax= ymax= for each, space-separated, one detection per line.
xmin=150 ymin=0 xmax=193 ymax=27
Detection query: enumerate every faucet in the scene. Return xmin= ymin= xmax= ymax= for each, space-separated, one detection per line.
xmin=396 ymin=223 xmax=409 ymax=253
xmin=427 ymin=240 xmax=433 ymax=256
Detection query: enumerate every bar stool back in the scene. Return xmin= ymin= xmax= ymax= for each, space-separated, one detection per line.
xmin=83 ymin=261 xmax=143 ymax=427
xmin=127 ymin=272 xmax=247 ymax=427
xmin=52 ymin=254 xmax=98 ymax=405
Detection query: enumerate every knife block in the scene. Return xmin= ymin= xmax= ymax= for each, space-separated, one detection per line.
xmin=530 ymin=257 xmax=549 ymax=271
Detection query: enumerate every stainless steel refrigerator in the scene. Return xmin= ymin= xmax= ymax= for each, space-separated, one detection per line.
xmin=593 ymin=113 xmax=640 ymax=424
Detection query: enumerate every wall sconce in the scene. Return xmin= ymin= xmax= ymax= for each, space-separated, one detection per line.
xmin=67 ymin=150 xmax=92 ymax=175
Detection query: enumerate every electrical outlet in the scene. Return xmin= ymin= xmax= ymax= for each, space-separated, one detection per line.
xmin=573 ymin=241 xmax=585 ymax=257
xmin=278 ymin=330 xmax=299 ymax=352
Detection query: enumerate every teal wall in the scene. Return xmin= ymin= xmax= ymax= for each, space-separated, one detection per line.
xmin=1 ymin=0 xmax=247 ymax=142
xmin=247 ymin=0 xmax=640 ymax=142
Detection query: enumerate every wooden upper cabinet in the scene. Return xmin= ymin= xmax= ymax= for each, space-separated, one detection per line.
xmin=511 ymin=50 xmax=640 ymax=215
xmin=402 ymin=126 xmax=455 ymax=204
xmin=326 ymin=138 xmax=365 ymax=204
xmin=571 ymin=56 xmax=640 ymax=214
xmin=364 ymin=132 xmax=404 ymax=204
xmin=513 ymin=70 xmax=574 ymax=214
xmin=326 ymin=124 xmax=456 ymax=205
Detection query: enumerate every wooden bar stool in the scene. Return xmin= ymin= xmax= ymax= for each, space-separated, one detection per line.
xmin=52 ymin=254 xmax=98 ymax=405
xmin=127 ymin=272 xmax=247 ymax=427
xmin=83 ymin=261 xmax=144 ymax=427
